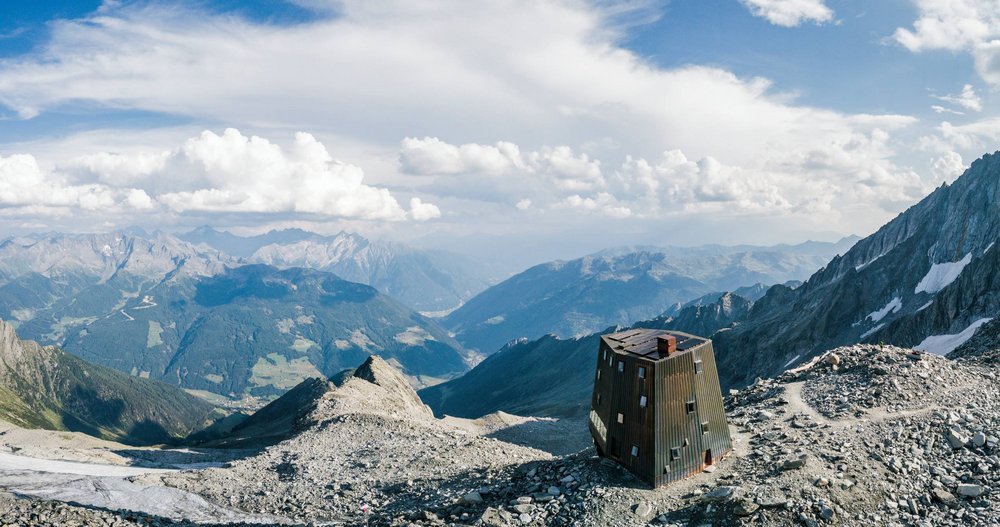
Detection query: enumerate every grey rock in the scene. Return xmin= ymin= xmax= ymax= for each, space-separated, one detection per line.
xmin=781 ymin=454 xmax=808 ymax=470
xmin=701 ymin=486 xmax=737 ymax=503
xmin=957 ymin=484 xmax=984 ymax=498
xmin=632 ymin=502 xmax=654 ymax=520
xmin=462 ymin=491 xmax=484 ymax=505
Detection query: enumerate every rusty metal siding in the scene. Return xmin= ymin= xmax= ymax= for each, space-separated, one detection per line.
xmin=590 ymin=340 xmax=657 ymax=483
xmin=590 ymin=331 xmax=733 ymax=488
xmin=692 ymin=342 xmax=733 ymax=470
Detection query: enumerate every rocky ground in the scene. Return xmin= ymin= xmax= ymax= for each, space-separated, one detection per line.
xmin=2 ymin=344 xmax=998 ymax=526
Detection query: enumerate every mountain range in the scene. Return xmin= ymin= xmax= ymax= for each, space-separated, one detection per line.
xmin=442 ymin=238 xmax=854 ymax=354
xmin=181 ymin=226 xmax=498 ymax=312
xmin=0 ymin=231 xmax=470 ymax=399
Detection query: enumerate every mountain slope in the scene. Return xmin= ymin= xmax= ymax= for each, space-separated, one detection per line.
xmin=443 ymin=240 xmax=849 ymax=354
xmin=712 ymin=151 xmax=1000 ymax=389
xmin=421 ymin=292 xmax=752 ymax=418
xmin=53 ymin=265 xmax=469 ymax=399
xmin=0 ymin=319 xmax=218 ymax=444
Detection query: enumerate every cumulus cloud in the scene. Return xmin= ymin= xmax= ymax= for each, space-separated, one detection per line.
xmin=930 ymin=151 xmax=966 ymax=182
xmin=0 ymin=129 xmax=437 ymax=222
xmin=400 ymin=137 xmax=605 ymax=200
xmin=400 ymin=134 xmax=930 ymax=221
xmin=740 ymin=0 xmax=835 ymax=27
xmin=408 ymin=198 xmax=441 ymax=221
xmin=0 ymin=153 xmax=153 ymax=217
xmin=895 ymin=1 xmax=1000 ymax=85
xmin=558 ymin=193 xmax=632 ymax=218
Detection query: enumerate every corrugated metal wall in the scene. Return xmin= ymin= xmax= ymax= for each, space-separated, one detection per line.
xmin=588 ymin=339 xmax=657 ymax=483
xmin=589 ymin=335 xmax=733 ymax=488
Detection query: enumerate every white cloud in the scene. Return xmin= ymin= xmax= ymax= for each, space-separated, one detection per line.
xmin=400 ymin=137 xmax=605 ymax=200
xmin=0 ymin=1 xmax=939 ymax=238
xmin=740 ymin=0 xmax=834 ymax=27
xmin=0 ymin=153 xmax=153 ymax=216
xmin=932 ymin=84 xmax=983 ymax=112
xmin=894 ymin=1 xmax=1000 ymax=85
xmin=558 ymin=193 xmax=632 ymax=218
xmin=0 ymin=2 xmax=913 ymax=167
xmin=931 ymin=105 xmax=964 ymax=115
xmin=408 ymin=197 xmax=441 ymax=221
xmin=0 ymin=129 xmax=437 ymax=223
xmin=930 ymin=151 xmax=966 ymax=182
xmin=399 ymin=133 xmax=929 ymax=221
xmin=921 ymin=118 xmax=1000 ymax=153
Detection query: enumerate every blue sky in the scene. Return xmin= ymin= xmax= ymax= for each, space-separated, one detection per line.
xmin=0 ymin=0 xmax=997 ymax=259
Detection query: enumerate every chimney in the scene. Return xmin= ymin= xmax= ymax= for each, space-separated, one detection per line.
xmin=656 ymin=335 xmax=677 ymax=355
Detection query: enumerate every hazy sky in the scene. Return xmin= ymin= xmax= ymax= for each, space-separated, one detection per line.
xmin=0 ymin=0 xmax=996 ymax=258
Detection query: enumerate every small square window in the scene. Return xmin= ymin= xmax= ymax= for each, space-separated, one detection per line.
xmin=630 ymin=445 xmax=639 ymax=457
xmin=616 ymin=413 xmax=624 ymax=424
xmin=617 ymin=360 xmax=624 ymax=373
xmin=685 ymin=400 xmax=696 ymax=414
xmin=669 ymin=447 xmax=681 ymax=461
xmin=694 ymin=360 xmax=703 ymax=374
xmin=639 ymin=395 xmax=648 ymax=408
xmin=701 ymin=421 xmax=710 ymax=434
xmin=638 ymin=366 xmax=646 ymax=379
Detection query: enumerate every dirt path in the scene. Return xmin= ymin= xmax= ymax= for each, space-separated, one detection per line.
xmin=782 ymin=381 xmax=940 ymax=428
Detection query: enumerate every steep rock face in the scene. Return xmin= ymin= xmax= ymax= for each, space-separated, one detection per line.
xmin=639 ymin=292 xmax=753 ymax=338
xmin=444 ymin=240 xmax=852 ymax=354
xmin=714 ymin=152 xmax=1000 ymax=388
xmin=422 ymin=293 xmax=753 ymax=418
xmin=0 ymin=319 xmax=217 ymax=444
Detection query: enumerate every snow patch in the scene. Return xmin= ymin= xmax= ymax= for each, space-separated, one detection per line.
xmin=782 ymin=354 xmax=801 ymax=369
xmin=0 ymin=452 xmax=173 ymax=477
xmin=485 ymin=315 xmax=506 ymax=325
xmin=855 ymin=250 xmax=887 ymax=271
xmin=914 ymin=318 xmax=993 ymax=356
xmin=860 ymin=324 xmax=885 ymax=340
xmin=867 ymin=297 xmax=902 ymax=323
xmin=914 ymin=253 xmax=972 ymax=295
xmin=986 ymin=242 xmax=995 ymax=254
xmin=917 ymin=300 xmax=933 ymax=312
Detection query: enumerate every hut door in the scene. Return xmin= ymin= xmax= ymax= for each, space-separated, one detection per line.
xmin=704 ymin=449 xmax=713 ymax=466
